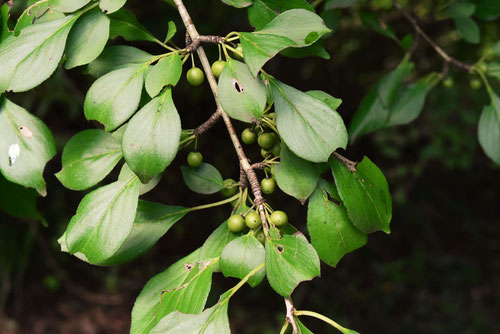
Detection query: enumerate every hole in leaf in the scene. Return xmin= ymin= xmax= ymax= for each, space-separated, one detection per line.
xmin=184 ymin=263 xmax=193 ymax=271
xmin=232 ymin=79 xmax=244 ymax=93
xmin=277 ymin=244 xmax=284 ymax=253
xmin=325 ymin=190 xmax=341 ymax=206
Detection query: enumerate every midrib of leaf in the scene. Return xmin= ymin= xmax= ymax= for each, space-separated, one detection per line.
xmin=65 ymin=148 xmax=122 ymax=168
xmin=134 ymin=208 xmax=189 ymax=227
xmin=189 ymin=169 xmax=221 ymax=186
xmin=353 ymin=172 xmax=385 ymax=224
xmin=240 ymin=33 xmax=274 ymax=57
xmin=78 ymin=175 xmax=139 ymax=255
xmin=271 ymin=79 xmax=331 ymax=147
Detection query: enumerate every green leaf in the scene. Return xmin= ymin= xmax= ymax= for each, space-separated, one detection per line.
xmin=220 ymin=234 xmax=265 ymax=287
xmin=280 ymin=39 xmax=330 ymax=60
xmin=164 ymin=20 xmax=176 ymax=43
xmin=131 ymin=249 xmax=215 ymax=334
xmin=474 ymin=0 xmax=500 ymax=21
xmin=218 ymin=59 xmax=267 ymax=123
xmin=1 ymin=4 xmax=12 ymax=42
xmin=0 ymin=97 xmax=56 ymax=196
xmin=122 ymin=87 xmax=181 ymax=183
xmin=64 ymin=171 xmax=141 ymax=263
xmin=118 ymin=163 xmax=162 ymax=195
xmin=269 ymin=77 xmax=348 ymax=162
xmin=65 ymin=8 xmax=110 ymax=69
xmin=0 ymin=15 xmax=78 ymax=92
xmin=330 ymin=156 xmax=392 ymax=234
xmin=295 ymin=317 xmax=314 ymax=334
xmin=240 ymin=9 xmax=331 ymax=76
xmin=109 ymin=8 xmax=157 ymax=43
xmin=181 ymin=163 xmax=224 ymax=194
xmin=307 ymin=179 xmax=367 ymax=267
xmin=49 ymin=0 xmax=91 ymax=12
xmin=274 ymin=144 xmax=319 ymax=202
xmin=55 ymin=129 xmax=122 ymax=191
xmin=306 ymin=90 xmax=342 ymax=110
xmin=145 ymin=54 xmax=182 ymax=98
xmin=151 ymin=290 xmax=230 ymax=334
xmin=349 ymin=57 xmax=414 ymax=139
xmin=360 ymin=12 xmax=398 ymax=41
xmin=0 ymin=174 xmax=43 ymax=221
xmin=99 ymin=0 xmax=127 ymax=14
xmin=265 ymin=233 xmax=321 ymax=297
xmin=199 ymin=220 xmax=240 ymax=272
xmin=221 ymin=0 xmax=253 ymax=8
xmin=486 ymin=62 xmax=500 ymax=81
xmin=247 ymin=0 xmax=314 ymax=30
xmin=100 ymin=200 xmax=188 ymax=265
xmin=386 ymin=73 xmax=439 ymax=126
xmin=478 ymin=104 xmax=500 ymax=164
xmin=442 ymin=2 xmax=476 ymax=18
xmin=13 ymin=8 xmax=35 ymax=36
xmin=86 ymin=45 xmax=153 ymax=77
xmin=454 ymin=16 xmax=480 ymax=44
xmin=84 ymin=65 xmax=146 ymax=131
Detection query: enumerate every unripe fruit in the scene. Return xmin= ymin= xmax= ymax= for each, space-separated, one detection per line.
xmin=443 ymin=77 xmax=454 ymax=88
xmin=270 ymin=141 xmax=281 ymax=156
xmin=258 ymin=132 xmax=276 ymax=149
xmin=245 ymin=211 xmax=262 ymax=229
xmin=211 ymin=60 xmax=226 ymax=78
xmin=228 ymin=214 xmax=245 ymax=233
xmin=187 ymin=151 xmax=203 ymax=168
xmin=261 ymin=177 xmax=276 ymax=194
xmin=221 ymin=178 xmax=238 ymax=197
xmin=470 ymin=78 xmax=482 ymax=90
xmin=187 ymin=67 xmax=204 ymax=86
xmin=478 ymin=63 xmax=488 ymax=73
xmin=261 ymin=148 xmax=271 ymax=158
xmin=241 ymin=128 xmax=256 ymax=144
xmin=255 ymin=229 xmax=266 ymax=244
xmin=234 ymin=44 xmax=243 ymax=60
xmin=270 ymin=210 xmax=288 ymax=227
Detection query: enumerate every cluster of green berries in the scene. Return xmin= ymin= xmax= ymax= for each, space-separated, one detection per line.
xmin=186 ymin=60 xmax=227 ymax=87
xmin=227 ymin=209 xmax=288 ymax=234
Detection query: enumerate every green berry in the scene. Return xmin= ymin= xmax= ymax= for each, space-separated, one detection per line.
xmin=261 ymin=148 xmax=271 ymax=158
xmin=234 ymin=44 xmax=243 ymax=60
xmin=270 ymin=210 xmax=288 ymax=227
xmin=270 ymin=141 xmax=281 ymax=156
xmin=211 ymin=60 xmax=226 ymax=78
xmin=470 ymin=78 xmax=482 ymax=90
xmin=245 ymin=211 xmax=262 ymax=229
xmin=228 ymin=214 xmax=245 ymax=233
xmin=241 ymin=128 xmax=256 ymax=144
xmin=255 ymin=229 xmax=266 ymax=244
xmin=478 ymin=63 xmax=488 ymax=73
xmin=187 ymin=67 xmax=205 ymax=86
xmin=258 ymin=132 xmax=276 ymax=149
xmin=221 ymin=178 xmax=238 ymax=197
xmin=187 ymin=151 xmax=203 ymax=168
xmin=261 ymin=177 xmax=276 ymax=194
xmin=443 ymin=77 xmax=454 ymax=88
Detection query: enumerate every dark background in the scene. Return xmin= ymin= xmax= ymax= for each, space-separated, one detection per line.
xmin=1 ymin=0 xmax=499 ymax=333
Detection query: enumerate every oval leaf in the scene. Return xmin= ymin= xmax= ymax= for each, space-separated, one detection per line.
xmin=84 ymin=65 xmax=145 ymax=131
xmin=145 ymin=54 xmax=182 ymax=98
xmin=65 ymin=8 xmax=110 ymax=69
xmin=64 ymin=172 xmax=141 ymax=263
xmin=478 ymin=104 xmax=500 ymax=164
xmin=269 ymin=77 xmax=348 ymax=162
xmin=87 ymin=45 xmax=153 ymax=77
xmin=49 ymin=0 xmax=91 ymax=13
xmin=181 ymin=163 xmax=224 ymax=194
xmin=220 ymin=234 xmax=265 ymax=287
xmin=56 ymin=129 xmax=122 ymax=191
xmin=307 ymin=179 xmax=367 ymax=267
xmin=122 ymin=88 xmax=181 ymax=183
xmin=274 ymin=143 xmax=319 ymax=202
xmin=0 ymin=15 xmax=78 ymax=92
xmin=330 ymin=156 xmax=392 ymax=234
xmin=265 ymin=233 xmax=320 ymax=297
xmin=0 ymin=97 xmax=56 ymax=196
xmin=218 ymin=59 xmax=267 ymax=123
xmin=99 ymin=0 xmax=127 ymax=14
xmin=109 ymin=7 xmax=157 ymax=43
xmin=131 ymin=249 xmax=215 ymax=334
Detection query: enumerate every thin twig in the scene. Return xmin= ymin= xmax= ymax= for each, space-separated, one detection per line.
xmin=173 ymin=0 xmax=267 ymax=225
xmin=193 ymin=110 xmax=222 ymax=137
xmin=394 ymin=1 xmax=472 ymax=72
xmin=185 ymin=35 xmax=224 ymax=53
xmin=285 ymin=297 xmax=299 ymax=334
xmin=332 ymin=151 xmax=358 ymax=172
